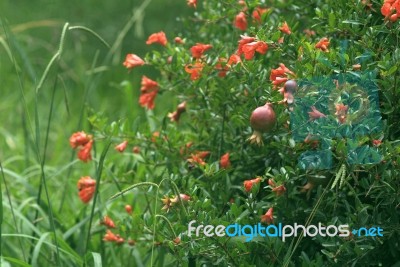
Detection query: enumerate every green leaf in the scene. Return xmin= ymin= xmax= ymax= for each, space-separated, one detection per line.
xmin=387 ymin=65 xmax=397 ymax=76
xmin=321 ymin=249 xmax=335 ymax=258
xmin=329 ymin=13 xmax=336 ymax=28
xmin=342 ymin=20 xmax=363 ymax=25
xmin=289 ymin=138 xmax=296 ymax=148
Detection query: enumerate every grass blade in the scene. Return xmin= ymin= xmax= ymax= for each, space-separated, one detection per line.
xmin=0 ymin=163 xmax=3 ymax=258
xmin=84 ymin=140 xmax=112 ymax=261
xmin=282 ymin=177 xmax=334 ymax=267
xmin=68 ymin=26 xmax=110 ymax=48
xmin=0 ymin=151 xmax=27 ymax=261
xmin=58 ymin=50 xmax=100 ymax=213
xmin=91 ymin=252 xmax=102 ymax=267
xmin=108 ymin=182 xmax=159 ymax=201
xmin=1 ymin=257 xmax=31 ymax=267
xmin=3 ymin=234 xmax=83 ymax=265
xmin=30 ymin=22 xmax=70 ymax=266
xmin=31 ymin=232 xmax=50 ymax=266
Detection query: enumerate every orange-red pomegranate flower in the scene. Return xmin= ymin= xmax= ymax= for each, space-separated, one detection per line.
xmin=180 ymin=142 xmax=193 ymax=156
xmin=215 ymin=56 xmax=242 ymax=76
xmin=187 ymin=155 xmax=206 ymax=166
xmin=125 ymin=204 xmax=133 ymax=214
xmin=123 ymin=54 xmax=145 ymax=69
xmin=390 ymin=12 xmax=399 ymax=22
xmin=140 ymin=75 xmax=159 ymax=92
xmin=215 ymin=58 xmax=228 ymax=77
xmin=187 ymin=151 xmax=210 ymax=166
xmin=77 ymin=176 xmax=96 ymax=204
xmin=220 ymin=152 xmax=231 ymax=169
xmin=196 ymin=151 xmax=211 ymax=158
xmin=304 ymin=134 xmax=320 ymax=149
xmin=151 ymin=131 xmax=160 ymax=143
xmin=234 ymin=12 xmax=248 ymax=31
xmin=315 ymin=37 xmax=330 ymax=52
xmin=381 ymin=0 xmax=400 ymax=21
xmin=173 ymin=237 xmax=181 ymax=245
xmin=372 ymin=140 xmax=382 ymax=147
xmin=227 ymin=54 xmax=242 ymax=66
xmin=103 ymin=230 xmax=119 ymax=242
xmin=132 ymin=146 xmax=140 ymax=154
xmin=78 ymin=187 xmax=95 ymax=204
xmin=168 ymin=111 xmax=180 ymax=122
xmin=187 ymin=0 xmax=197 ymax=8
xmin=268 ymin=178 xmax=276 ymax=187
xmin=238 ymin=0 xmax=247 ymax=6
xmin=115 ymin=141 xmax=128 ymax=152
xmin=69 ymin=131 xmax=92 ymax=149
xmin=381 ymin=2 xmax=392 ymax=17
xmin=243 ymin=177 xmax=261 ymax=192
xmin=190 ymin=43 xmax=212 ymax=59
xmin=103 ymin=230 xmax=124 ymax=243
xmin=242 ymin=41 xmax=268 ymax=60
xmin=335 ymin=103 xmax=348 ymax=124
xmin=101 ymin=216 xmax=116 ymax=228
xmin=168 ymin=101 xmax=187 ymax=122
xmin=174 ymin=37 xmax=185 ymax=44
xmin=237 ymin=35 xmax=255 ymax=56
xmin=252 ymin=7 xmax=269 ymax=24
xmin=139 ymin=76 xmax=159 ymax=109
xmin=256 ymin=42 xmax=268 ymax=54
xmin=303 ymin=29 xmax=316 ymax=37
xmin=116 ymin=237 xmax=125 ymax=244
xmin=139 ymin=90 xmax=158 ymax=110
xmin=171 ymin=193 xmax=191 ymax=203
xmin=279 ymin=21 xmax=291 ymax=35
xmin=185 ymin=61 xmax=205 ymax=80
xmin=162 ymin=194 xmax=190 ymax=212
xmin=272 ymin=184 xmax=286 ymax=196
xmin=77 ymin=140 xmax=93 ymax=162
xmin=260 ymin=207 xmax=274 ymax=224
xmin=70 ymin=131 xmax=93 ymax=162
xmin=146 ymin=31 xmax=167 ymax=46
xmin=270 ymin=63 xmax=294 ymax=87
xmin=308 ymin=106 xmax=327 ymax=121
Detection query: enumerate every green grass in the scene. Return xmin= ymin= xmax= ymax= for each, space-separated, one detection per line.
xmin=0 ymin=1 xmax=191 ymax=266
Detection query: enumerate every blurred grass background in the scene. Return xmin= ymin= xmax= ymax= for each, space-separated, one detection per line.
xmin=0 ymin=1 xmax=192 ymax=264
xmin=0 ymin=0 xmax=190 ymax=162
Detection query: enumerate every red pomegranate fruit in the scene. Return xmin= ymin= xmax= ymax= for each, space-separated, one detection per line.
xmin=248 ymin=102 xmax=276 ymax=145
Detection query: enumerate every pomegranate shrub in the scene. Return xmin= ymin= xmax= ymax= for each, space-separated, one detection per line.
xmin=84 ymin=0 xmax=400 ymax=266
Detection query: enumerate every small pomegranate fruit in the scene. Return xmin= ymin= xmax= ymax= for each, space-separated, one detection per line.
xmin=283 ymin=80 xmax=297 ymax=104
xmin=248 ymin=102 xmax=276 ymax=145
